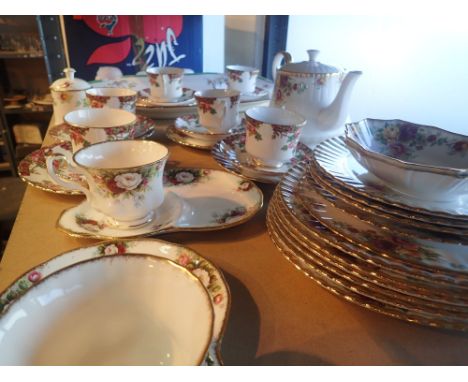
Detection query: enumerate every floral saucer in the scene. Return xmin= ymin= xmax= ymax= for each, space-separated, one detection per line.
xmin=137 ymin=88 xmax=196 ymax=107
xmin=0 ymin=238 xmax=230 ymax=366
xmin=57 ymin=167 xmax=263 ymax=239
xmin=18 ymin=142 xmax=86 ymax=195
xmin=49 ymin=114 xmax=157 ymax=142
xmin=239 ymin=87 xmax=269 ymax=102
xmin=211 ymin=133 xmax=313 ymax=183
xmin=166 ymin=125 xmax=213 ymax=150
xmin=174 ymin=114 xmax=244 ymax=142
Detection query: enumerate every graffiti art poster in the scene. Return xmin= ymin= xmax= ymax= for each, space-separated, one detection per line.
xmin=64 ymin=15 xmax=203 ymax=81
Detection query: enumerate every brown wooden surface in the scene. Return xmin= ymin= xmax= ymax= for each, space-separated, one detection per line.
xmin=1 ymin=118 xmax=468 ymax=365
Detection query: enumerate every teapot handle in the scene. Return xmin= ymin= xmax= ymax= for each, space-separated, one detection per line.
xmin=272 ymin=51 xmax=292 ymax=80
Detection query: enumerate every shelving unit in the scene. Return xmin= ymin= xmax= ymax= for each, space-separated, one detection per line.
xmin=0 ymin=16 xmax=65 ymax=176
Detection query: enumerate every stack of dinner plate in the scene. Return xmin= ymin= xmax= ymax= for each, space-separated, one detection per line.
xmin=266 ymin=121 xmax=468 ymax=331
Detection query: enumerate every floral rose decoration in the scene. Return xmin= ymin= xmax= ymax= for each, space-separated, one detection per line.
xmin=90 ymin=100 xmax=105 ymax=108
xmin=175 ymin=171 xmax=194 ymax=184
xmin=27 ymin=271 xmax=42 ymax=283
xmin=103 ymin=243 xmax=127 ymax=255
xmin=114 ymin=173 xmax=143 ymax=190
xmin=177 ymin=253 xmax=191 ymax=266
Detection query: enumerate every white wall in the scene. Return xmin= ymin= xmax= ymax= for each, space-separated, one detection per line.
xmin=287 ymin=15 xmax=468 ymax=135
xmin=202 ymin=15 xmax=225 ymax=73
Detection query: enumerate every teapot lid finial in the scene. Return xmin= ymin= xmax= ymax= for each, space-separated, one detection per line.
xmin=307 ymin=50 xmax=320 ymax=62
xmin=50 ymin=67 xmax=90 ymax=92
xmin=63 ymin=67 xmax=76 ymax=81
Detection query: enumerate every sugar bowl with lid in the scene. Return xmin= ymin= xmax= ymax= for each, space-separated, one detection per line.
xmin=50 ymin=67 xmax=91 ymax=124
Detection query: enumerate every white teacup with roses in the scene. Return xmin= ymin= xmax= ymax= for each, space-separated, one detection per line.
xmin=46 ymin=140 xmax=169 ymax=228
xmin=194 ymin=89 xmax=240 ymax=133
xmin=226 ymin=65 xmax=259 ymax=94
xmin=86 ymin=87 xmax=138 ymax=113
xmin=245 ymin=106 xmax=306 ymax=168
xmin=146 ymin=67 xmax=184 ymax=101
xmin=64 ymin=108 xmax=137 ymax=153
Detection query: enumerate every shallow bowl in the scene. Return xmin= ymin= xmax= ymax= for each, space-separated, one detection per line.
xmin=0 ymin=254 xmax=213 ymax=365
xmin=345 ymin=118 xmax=468 ymax=201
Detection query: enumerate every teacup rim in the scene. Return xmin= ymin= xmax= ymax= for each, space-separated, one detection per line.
xmin=146 ymin=67 xmax=185 ymax=76
xmin=85 ymin=87 xmax=138 ymax=97
xmin=194 ymin=89 xmax=241 ymax=99
xmin=226 ymin=64 xmax=260 ymax=74
xmin=64 ymin=108 xmax=137 ymax=129
xmin=73 ymin=139 xmax=170 ymax=171
xmin=245 ymin=106 xmax=306 ymax=127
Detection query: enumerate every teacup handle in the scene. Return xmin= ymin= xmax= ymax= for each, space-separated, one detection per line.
xmin=161 ymin=74 xmax=170 ymax=90
xmin=45 ymin=154 xmax=91 ymax=199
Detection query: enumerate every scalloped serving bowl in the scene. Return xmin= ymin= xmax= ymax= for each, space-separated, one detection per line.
xmin=345 ymin=118 xmax=468 ymax=202
xmin=0 ymin=255 xmax=214 ymax=366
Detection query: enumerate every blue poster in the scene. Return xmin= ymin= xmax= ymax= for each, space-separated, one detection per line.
xmin=64 ymin=15 xmax=203 ymax=81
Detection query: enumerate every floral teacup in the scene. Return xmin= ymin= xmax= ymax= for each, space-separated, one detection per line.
xmin=245 ymin=106 xmax=306 ymax=168
xmin=64 ymin=108 xmax=137 ymax=153
xmin=194 ymin=89 xmax=240 ymax=133
xmin=86 ymin=87 xmax=137 ymax=113
xmin=226 ymin=65 xmax=259 ymax=94
xmin=146 ymin=67 xmax=184 ymax=101
xmin=46 ymin=140 xmax=169 ymax=228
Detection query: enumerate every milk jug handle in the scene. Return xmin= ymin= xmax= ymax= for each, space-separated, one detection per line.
xmin=272 ymin=51 xmax=292 ymax=80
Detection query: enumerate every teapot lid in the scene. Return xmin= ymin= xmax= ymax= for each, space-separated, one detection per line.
xmin=282 ymin=50 xmax=340 ymax=74
xmin=50 ymin=68 xmax=91 ymax=92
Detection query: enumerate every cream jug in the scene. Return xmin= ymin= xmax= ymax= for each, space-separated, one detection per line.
xmin=50 ymin=68 xmax=91 ymax=124
xmin=271 ymin=49 xmax=362 ymax=147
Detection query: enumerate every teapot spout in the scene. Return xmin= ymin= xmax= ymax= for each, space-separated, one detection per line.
xmin=318 ymin=70 xmax=362 ymax=131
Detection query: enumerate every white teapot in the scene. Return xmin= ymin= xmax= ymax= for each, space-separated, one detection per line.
xmin=271 ymin=49 xmax=362 ymax=147
xmin=50 ymin=68 xmax=91 ymax=124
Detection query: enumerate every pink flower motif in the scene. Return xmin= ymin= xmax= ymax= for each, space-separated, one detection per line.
xmin=214 ymin=294 xmax=223 ymax=304
xmin=177 ymin=253 xmax=191 ymax=266
xmin=28 ymin=271 xmax=42 ymax=283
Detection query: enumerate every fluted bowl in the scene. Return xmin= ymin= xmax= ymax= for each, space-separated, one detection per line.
xmin=345 ymin=118 xmax=468 ymax=201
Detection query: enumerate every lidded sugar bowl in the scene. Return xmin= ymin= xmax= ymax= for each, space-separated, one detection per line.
xmin=50 ymin=68 xmax=91 ymax=124
xmin=271 ymin=49 xmax=362 ymax=147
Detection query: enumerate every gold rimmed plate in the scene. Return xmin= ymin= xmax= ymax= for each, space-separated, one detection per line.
xmin=0 ymin=238 xmax=230 ymax=366
xmin=56 ymin=168 xmax=263 ymax=240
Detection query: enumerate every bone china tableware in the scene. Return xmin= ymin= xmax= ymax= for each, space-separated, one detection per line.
xmin=194 ymin=89 xmax=241 ymax=133
xmin=47 ymin=140 xmax=168 ymax=229
xmin=271 ymin=49 xmax=362 ymax=147
xmin=168 ymin=114 xmax=244 ymax=150
xmin=146 ymin=66 xmax=184 ymax=101
xmin=91 ymin=73 xmax=272 ymax=118
xmin=212 ymin=132 xmax=313 ymax=184
xmin=313 ymin=136 xmax=468 ymax=220
xmin=265 ymin=161 xmax=468 ymax=331
xmin=64 ymin=108 xmax=137 ymax=153
xmin=345 ymin=118 xmax=468 ymax=202
xmin=245 ymin=106 xmax=306 ymax=169
xmin=50 ymin=67 xmax=91 ymax=124
xmin=0 ymin=254 xmax=214 ymax=365
xmin=226 ymin=64 xmax=259 ymax=94
xmin=49 ymin=114 xmax=156 ymax=143
xmin=0 ymin=238 xmax=230 ymax=366
xmin=47 ymin=165 xmax=263 ymax=239
xmin=85 ymin=87 xmax=138 ymax=113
